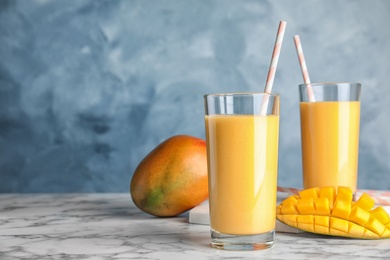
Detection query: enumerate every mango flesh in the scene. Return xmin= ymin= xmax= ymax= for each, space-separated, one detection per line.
xmin=276 ymin=187 xmax=390 ymax=239
xmin=130 ymin=135 xmax=208 ymax=217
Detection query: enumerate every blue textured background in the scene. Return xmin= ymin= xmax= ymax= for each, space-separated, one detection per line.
xmin=1 ymin=0 xmax=390 ymax=192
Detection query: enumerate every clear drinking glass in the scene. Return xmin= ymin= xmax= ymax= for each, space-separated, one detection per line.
xmin=299 ymin=82 xmax=361 ymax=193
xmin=204 ymin=92 xmax=280 ymax=250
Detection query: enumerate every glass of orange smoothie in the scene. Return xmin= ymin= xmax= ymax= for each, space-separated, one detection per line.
xmin=299 ymin=82 xmax=361 ymax=193
xmin=204 ymin=92 xmax=280 ymax=250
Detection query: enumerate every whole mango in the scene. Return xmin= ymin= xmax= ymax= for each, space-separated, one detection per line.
xmin=130 ymin=135 xmax=208 ymax=217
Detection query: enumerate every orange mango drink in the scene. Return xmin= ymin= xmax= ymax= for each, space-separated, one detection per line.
xmin=300 ymin=101 xmax=360 ymax=192
xmin=205 ymin=114 xmax=279 ymax=235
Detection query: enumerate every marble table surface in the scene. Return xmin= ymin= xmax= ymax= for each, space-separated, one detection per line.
xmin=1 ymin=194 xmax=389 ymax=260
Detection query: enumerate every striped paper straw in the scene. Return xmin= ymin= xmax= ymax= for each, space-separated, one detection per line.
xmin=293 ymin=35 xmax=315 ymax=102
xmin=260 ymin=21 xmax=287 ymax=115
xmin=264 ymin=21 xmax=287 ymax=93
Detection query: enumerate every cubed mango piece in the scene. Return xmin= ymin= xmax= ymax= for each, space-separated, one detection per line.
xmin=363 ymin=229 xmax=380 ymax=239
xmin=365 ymin=217 xmax=386 ymax=236
xmin=282 ymin=195 xmax=299 ymax=205
xmin=281 ymin=201 xmax=299 ymax=215
xmin=329 ymin=228 xmax=348 ymax=237
xmin=332 ymin=200 xmax=351 ymax=219
xmin=348 ymin=222 xmax=365 ymax=237
xmin=350 ymin=206 xmax=370 ymax=226
xmin=297 ymin=214 xmax=314 ymax=224
xmin=284 ymin=221 xmax=298 ymax=228
xmin=369 ymin=207 xmax=390 ymax=225
xmin=297 ymin=222 xmax=313 ymax=231
xmin=335 ymin=186 xmax=353 ymax=203
xmin=314 ymin=224 xmax=329 ymax=235
xmin=281 ymin=214 xmax=297 ymax=224
xmin=314 ymin=215 xmax=329 ymax=227
xmin=319 ymin=187 xmax=336 ymax=207
xmin=315 ymin=197 xmax=330 ymax=216
xmin=382 ymin=228 xmax=390 ymax=238
xmin=299 ymin=187 xmax=319 ymax=199
xmin=353 ymin=193 xmax=375 ymax=211
xmin=296 ymin=198 xmax=316 ymax=215
xmin=278 ymin=215 xmax=297 ymax=228
xmin=330 ymin=217 xmax=349 ymax=233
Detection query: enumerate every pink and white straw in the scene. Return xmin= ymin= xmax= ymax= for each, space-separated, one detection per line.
xmin=260 ymin=21 xmax=286 ymax=115
xmin=293 ymin=35 xmax=315 ymax=101
xmin=264 ymin=21 xmax=287 ymax=93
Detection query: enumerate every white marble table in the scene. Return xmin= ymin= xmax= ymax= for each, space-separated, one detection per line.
xmin=0 ymin=194 xmax=389 ymax=259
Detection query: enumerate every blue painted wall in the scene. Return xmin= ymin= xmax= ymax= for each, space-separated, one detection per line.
xmin=1 ymin=0 xmax=389 ymax=192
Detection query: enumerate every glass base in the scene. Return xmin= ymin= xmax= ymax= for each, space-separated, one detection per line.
xmin=210 ymin=229 xmax=274 ymax=251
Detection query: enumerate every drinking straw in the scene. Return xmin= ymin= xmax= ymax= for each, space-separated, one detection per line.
xmin=293 ymin=35 xmax=315 ymax=101
xmin=260 ymin=20 xmax=287 ymax=115
xmin=264 ymin=21 xmax=287 ymax=94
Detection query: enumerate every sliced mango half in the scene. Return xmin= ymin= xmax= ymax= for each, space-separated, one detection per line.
xmin=276 ymin=186 xmax=390 ymax=239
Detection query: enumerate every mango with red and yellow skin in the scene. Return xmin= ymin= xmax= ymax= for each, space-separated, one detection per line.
xmin=130 ymin=135 xmax=208 ymax=217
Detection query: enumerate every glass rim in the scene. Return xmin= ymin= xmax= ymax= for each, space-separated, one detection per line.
xmin=204 ymin=92 xmax=280 ymax=98
xmin=299 ymin=82 xmax=361 ymax=87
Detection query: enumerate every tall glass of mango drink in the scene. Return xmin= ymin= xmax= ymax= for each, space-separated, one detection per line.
xmin=204 ymin=92 xmax=280 ymax=250
xmin=299 ymin=82 xmax=361 ymax=193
